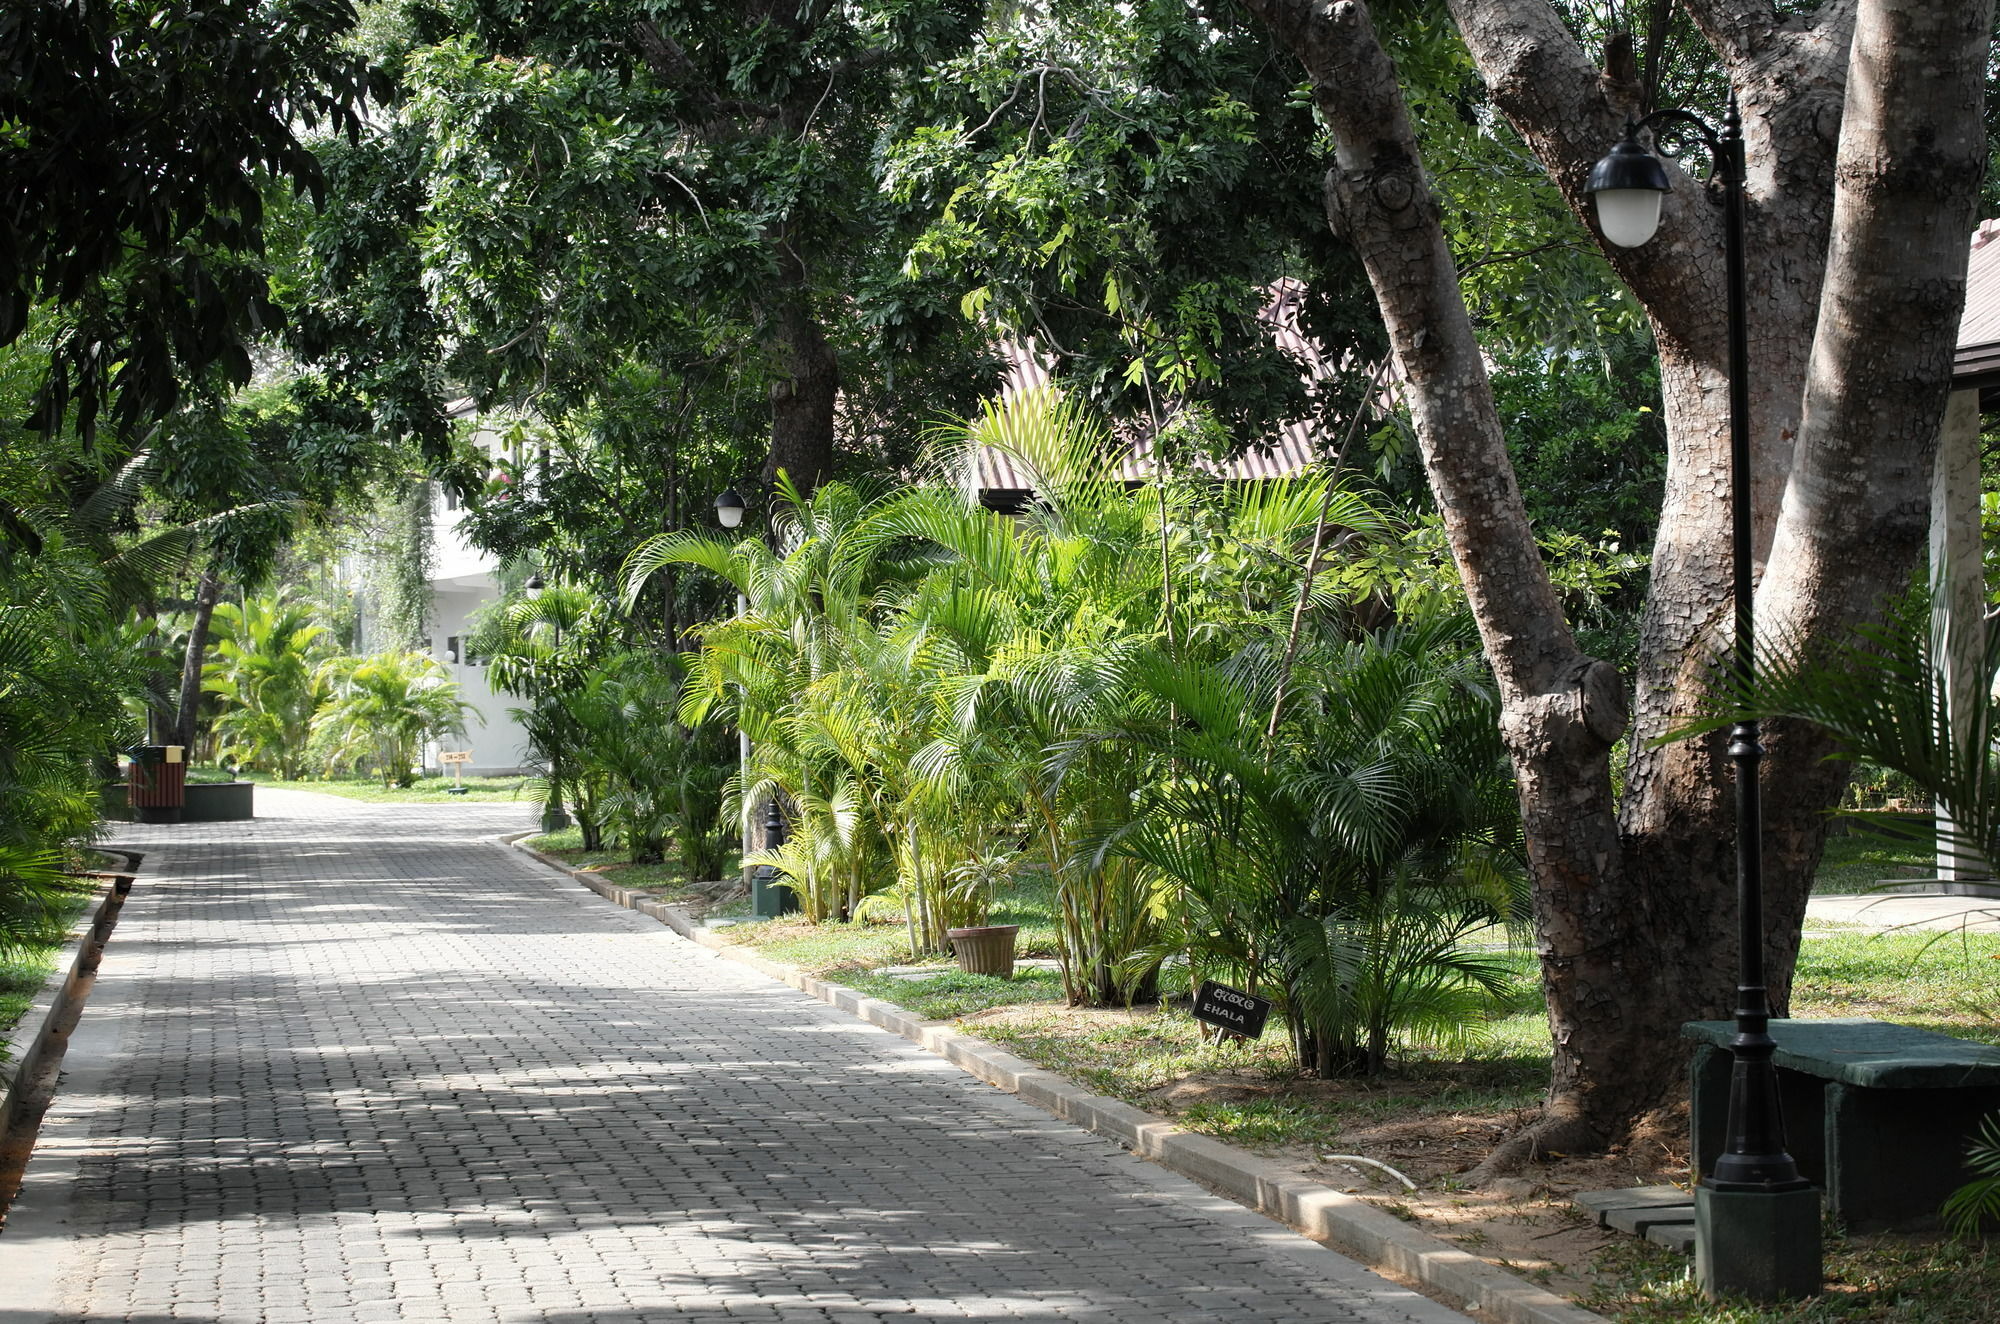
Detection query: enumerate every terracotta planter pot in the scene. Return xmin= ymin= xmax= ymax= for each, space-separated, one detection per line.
xmin=947 ymin=924 xmax=1020 ymax=979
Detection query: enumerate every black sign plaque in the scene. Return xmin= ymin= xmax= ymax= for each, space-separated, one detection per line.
xmin=1191 ymin=980 xmax=1272 ymax=1039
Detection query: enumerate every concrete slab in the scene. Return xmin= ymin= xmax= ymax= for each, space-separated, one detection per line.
xmin=1574 ymin=1186 xmax=1692 ymax=1226
xmin=1807 ymin=892 xmax=2000 ymax=932
xmin=1603 ymin=1205 xmax=1696 ymax=1238
xmin=1647 ymin=1224 xmax=1695 ymax=1255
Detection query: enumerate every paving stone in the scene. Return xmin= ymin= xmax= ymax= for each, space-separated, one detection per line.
xmin=1646 ymin=1222 xmax=1697 ymax=1255
xmin=8 ymin=790 xmax=1474 ymax=1323
xmin=1574 ymin=1186 xmax=1694 ymax=1226
xmin=1603 ymin=1204 xmax=1696 ymax=1237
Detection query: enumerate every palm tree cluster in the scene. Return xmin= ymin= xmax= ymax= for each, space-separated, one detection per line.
xmin=483 ymin=585 xmax=734 ymax=872
xmin=0 ymin=449 xmax=186 ymax=956
xmin=202 ymin=593 xmax=331 ymax=781
xmin=197 ymin=590 xmax=471 ymax=789
xmin=627 ymin=393 xmax=1527 ymax=1075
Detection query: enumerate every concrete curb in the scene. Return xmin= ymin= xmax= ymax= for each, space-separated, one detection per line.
xmin=2 ymin=870 xmax=135 ymax=1220
xmin=506 ymin=835 xmax=1608 ymax=1324
xmin=0 ymin=876 xmax=115 ymax=1095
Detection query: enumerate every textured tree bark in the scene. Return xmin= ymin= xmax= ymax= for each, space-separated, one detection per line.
xmin=1246 ymin=0 xmax=1990 ymax=1162
xmin=759 ymin=244 xmax=839 ymax=496
xmin=1932 ymin=389 xmax=1984 ymax=883
xmin=173 ymin=567 xmax=223 ymax=755
xmin=1750 ymin=0 xmax=1994 ymax=939
xmin=1241 ymin=0 xmax=1651 ymax=1153
xmin=629 ymin=21 xmax=841 ymax=497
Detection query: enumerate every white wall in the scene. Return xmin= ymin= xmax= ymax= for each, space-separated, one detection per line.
xmin=425 ymin=587 xmax=528 ymax=776
xmin=415 ymin=407 xmax=533 ymax=776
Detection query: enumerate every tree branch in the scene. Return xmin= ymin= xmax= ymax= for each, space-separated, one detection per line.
xmin=1760 ymin=0 xmax=1993 ymax=642
xmin=1242 ymin=0 xmax=1587 ymax=700
xmin=629 ymin=20 xmax=781 ymax=128
xmin=1444 ymin=0 xmax=1673 ymax=210
xmin=1677 ymin=0 xmax=1776 ymax=67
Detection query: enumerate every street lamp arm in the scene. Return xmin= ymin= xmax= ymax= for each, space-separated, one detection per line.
xmin=1627 ymin=107 xmax=1723 ymax=158
xmin=1623 ymin=105 xmax=1747 ymax=190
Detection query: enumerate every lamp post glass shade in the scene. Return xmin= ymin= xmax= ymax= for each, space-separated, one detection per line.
xmin=715 ymin=487 xmax=745 ymax=529
xmin=524 ymin=573 xmax=544 ymax=598
xmin=1587 ymin=135 xmax=1672 ymax=248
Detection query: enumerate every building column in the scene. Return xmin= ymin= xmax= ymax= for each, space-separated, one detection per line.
xmin=1931 ymin=388 xmax=1985 ymax=888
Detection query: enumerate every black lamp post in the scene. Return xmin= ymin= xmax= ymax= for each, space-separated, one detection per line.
xmin=1588 ymin=96 xmax=1820 ymax=1300
xmin=716 ymin=488 xmax=755 ymax=875
xmin=750 ymin=797 xmax=797 ymax=919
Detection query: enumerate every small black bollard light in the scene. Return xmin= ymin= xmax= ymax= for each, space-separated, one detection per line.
xmin=750 ymin=799 xmax=798 ymax=919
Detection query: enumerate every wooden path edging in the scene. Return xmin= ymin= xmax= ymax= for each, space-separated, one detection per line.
xmin=0 ymin=867 xmax=137 ymax=1226
xmin=507 ymin=835 xmax=1608 ymax=1324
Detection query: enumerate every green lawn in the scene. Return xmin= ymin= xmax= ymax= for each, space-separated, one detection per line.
xmin=240 ymin=772 xmax=536 ymax=804
xmin=1813 ymin=821 xmax=1935 ymax=895
xmin=1792 ymin=928 xmax=2000 ymax=1042
xmin=0 ymin=882 xmax=96 ymax=1057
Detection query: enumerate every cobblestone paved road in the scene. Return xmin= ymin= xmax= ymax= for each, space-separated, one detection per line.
xmin=1 ymin=791 xmax=1473 ymax=1324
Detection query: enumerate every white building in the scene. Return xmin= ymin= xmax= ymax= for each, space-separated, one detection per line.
xmin=424 ymin=475 xmax=529 ymax=776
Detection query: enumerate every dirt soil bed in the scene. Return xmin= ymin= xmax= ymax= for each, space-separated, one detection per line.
xmin=961 ymin=1002 xmax=1686 ymax=1304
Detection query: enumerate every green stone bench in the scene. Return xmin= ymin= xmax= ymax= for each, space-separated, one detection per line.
xmin=1684 ymin=1017 xmax=2000 ymax=1230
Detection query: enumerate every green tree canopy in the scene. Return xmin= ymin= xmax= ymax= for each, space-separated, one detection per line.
xmin=1 ymin=0 xmax=380 ymax=440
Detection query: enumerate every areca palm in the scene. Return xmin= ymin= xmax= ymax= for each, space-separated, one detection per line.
xmin=628 ymin=478 xmax=902 ymax=918
xmin=203 ymin=591 xmax=329 ymax=778
xmin=1 ymin=443 xmax=218 ymax=955
xmin=873 ymin=390 xmax=1390 ymax=1004
xmin=562 ymin=651 xmax=734 ymax=870
xmin=0 ymin=568 xmax=147 ymax=956
xmin=487 ymin=581 xmax=608 ymax=841
xmin=1699 ymin=590 xmax=2000 ymax=871
xmin=627 ymin=393 xmax=1438 ymax=1025
xmin=312 ymin=651 xmax=470 ymax=787
xmin=1087 ymin=612 xmax=1525 ymax=1074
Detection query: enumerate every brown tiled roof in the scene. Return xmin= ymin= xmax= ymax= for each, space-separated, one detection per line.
xmin=1954 ymin=220 xmax=2000 ymax=389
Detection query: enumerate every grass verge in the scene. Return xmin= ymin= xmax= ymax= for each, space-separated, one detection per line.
xmin=1584 ymin=1231 xmax=2000 ymax=1322
xmin=242 ymin=772 xmax=536 ymax=804
xmin=715 ymin=877 xmax=1072 ymax=1020
xmin=522 ymin=827 xmax=741 ymax=909
xmin=0 ymin=882 xmax=96 ymax=1056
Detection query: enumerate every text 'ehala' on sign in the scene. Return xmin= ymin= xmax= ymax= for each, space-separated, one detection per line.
xmin=1192 ymin=980 xmax=1272 ymax=1039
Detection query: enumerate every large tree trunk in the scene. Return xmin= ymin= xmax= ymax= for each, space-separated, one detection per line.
xmin=1436 ymin=3 xmax=1859 ymax=1059
xmin=630 ymin=19 xmax=841 ymax=501
xmin=173 ymin=567 xmax=223 ymax=755
xmin=1246 ymin=0 xmax=1990 ymax=1162
xmin=758 ymin=243 xmax=838 ymax=496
